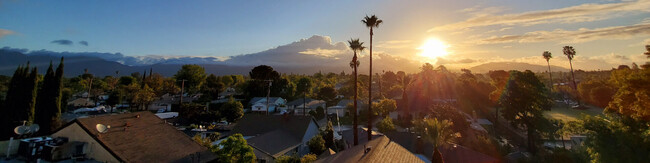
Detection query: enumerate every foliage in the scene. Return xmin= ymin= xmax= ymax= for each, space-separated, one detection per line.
xmin=201 ymin=74 xmax=225 ymax=101
xmin=1 ymin=63 xmax=39 ymax=139
xmin=322 ymin=121 xmax=335 ymax=150
xmin=276 ymin=155 xmax=300 ymax=163
xmin=606 ymin=67 xmax=650 ymax=121
xmin=372 ymin=99 xmax=396 ymax=118
xmin=173 ymin=64 xmax=207 ymax=93
xmin=430 ymin=104 xmax=469 ymax=134
xmin=413 ymin=118 xmax=457 ymax=162
xmin=377 ymin=116 xmax=396 ymax=133
xmin=212 ymin=133 xmax=256 ymax=163
xmin=180 ymin=103 xmax=219 ymax=124
xmin=316 ymin=86 xmax=338 ymax=106
xmin=296 ymin=77 xmax=312 ymax=96
xmin=300 ymin=154 xmax=317 ymax=163
xmin=308 ymin=134 xmax=326 ymax=155
xmin=220 ymin=97 xmax=244 ymax=123
xmin=578 ymin=115 xmax=650 ymax=163
xmin=34 ymin=58 xmax=64 ymax=134
xmin=577 ymin=78 xmax=615 ymax=108
xmin=498 ymin=70 xmax=553 ymax=154
xmin=315 ymin=106 xmax=325 ymax=120
xmin=132 ymin=84 xmax=156 ymax=110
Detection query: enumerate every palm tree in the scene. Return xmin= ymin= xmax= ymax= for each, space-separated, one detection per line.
xmin=348 ymin=38 xmax=365 ymax=145
xmin=563 ymin=46 xmax=580 ymax=105
xmin=362 ymin=15 xmax=382 ymax=141
xmin=414 ymin=118 xmax=457 ymax=163
xmin=542 ymin=51 xmax=553 ymax=89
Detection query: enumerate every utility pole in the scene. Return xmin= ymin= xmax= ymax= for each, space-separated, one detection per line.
xmin=264 ymin=80 xmax=273 ymax=115
xmin=179 ymin=79 xmax=187 ymax=111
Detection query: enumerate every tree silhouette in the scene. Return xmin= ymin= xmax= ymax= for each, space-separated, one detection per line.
xmin=543 ymin=51 xmax=553 ymax=89
xmin=348 ymin=38 xmax=365 ymax=145
xmin=414 ymin=118 xmax=457 ymax=163
xmin=362 ymin=14 xmax=383 ymax=141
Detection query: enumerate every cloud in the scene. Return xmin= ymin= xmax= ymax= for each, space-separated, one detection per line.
xmin=299 ymin=48 xmax=345 ymax=57
xmin=376 ymin=40 xmax=414 ymax=49
xmin=78 ymin=41 xmax=88 ymax=46
xmin=0 ymin=29 xmax=14 ymax=38
xmin=430 ymin=0 xmax=650 ymax=32
xmin=469 ymin=23 xmax=650 ymax=44
xmin=51 ymin=39 xmax=74 ymax=45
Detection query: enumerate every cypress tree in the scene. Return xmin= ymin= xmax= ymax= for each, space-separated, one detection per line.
xmin=26 ymin=66 xmax=39 ymax=123
xmin=0 ymin=65 xmax=24 ymax=139
xmin=35 ymin=61 xmax=57 ymax=134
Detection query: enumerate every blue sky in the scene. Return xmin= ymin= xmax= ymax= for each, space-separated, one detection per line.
xmin=1 ymin=0 xmax=649 ymax=70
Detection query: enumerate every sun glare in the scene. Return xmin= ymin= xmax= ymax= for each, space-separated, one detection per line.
xmin=418 ymin=38 xmax=449 ymax=59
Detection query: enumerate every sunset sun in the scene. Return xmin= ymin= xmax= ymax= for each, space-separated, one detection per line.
xmin=418 ymin=38 xmax=449 ymax=59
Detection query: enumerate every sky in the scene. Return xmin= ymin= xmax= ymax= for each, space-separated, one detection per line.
xmin=1 ymin=0 xmax=649 ymax=70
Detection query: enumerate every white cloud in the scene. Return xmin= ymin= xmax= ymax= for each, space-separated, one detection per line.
xmin=469 ymin=23 xmax=650 ymax=44
xmin=429 ymin=0 xmax=650 ymax=32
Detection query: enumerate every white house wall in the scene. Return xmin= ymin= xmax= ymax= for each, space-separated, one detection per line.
xmin=52 ymin=123 xmax=120 ymax=163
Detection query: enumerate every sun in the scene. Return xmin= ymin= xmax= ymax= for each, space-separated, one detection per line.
xmin=417 ymin=38 xmax=449 ymax=59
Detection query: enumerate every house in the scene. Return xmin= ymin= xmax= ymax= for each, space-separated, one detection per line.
xmin=218 ymin=87 xmax=238 ymax=99
xmin=316 ymin=135 xmax=424 ymax=163
xmin=230 ymin=114 xmax=320 ymax=162
xmin=327 ymin=99 xmax=363 ymax=117
xmin=68 ymin=98 xmax=95 ymax=108
xmin=51 ymin=112 xmax=215 ymax=163
xmin=148 ymin=93 xmax=175 ymax=112
xmin=249 ymin=97 xmax=287 ymax=113
xmin=385 ymin=132 xmax=499 ymax=163
xmin=288 ymin=98 xmax=326 ymax=116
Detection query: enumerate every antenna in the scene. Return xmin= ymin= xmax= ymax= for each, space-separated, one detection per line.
xmin=96 ymin=124 xmax=110 ymax=133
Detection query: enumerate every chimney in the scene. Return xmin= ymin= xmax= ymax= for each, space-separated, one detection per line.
xmin=416 ymin=135 xmax=423 ymax=154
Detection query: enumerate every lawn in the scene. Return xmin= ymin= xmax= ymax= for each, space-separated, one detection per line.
xmin=543 ymin=105 xmax=603 ymax=122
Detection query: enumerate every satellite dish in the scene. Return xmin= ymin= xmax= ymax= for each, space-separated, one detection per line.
xmin=14 ymin=126 xmax=28 ymax=135
xmin=96 ymin=124 xmax=110 ymax=133
xmin=29 ymin=124 xmax=40 ymax=133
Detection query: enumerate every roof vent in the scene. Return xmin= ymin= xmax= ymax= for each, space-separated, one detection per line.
xmin=364 ymin=145 xmax=372 ymax=154
xmin=135 ymin=114 xmax=141 ymax=118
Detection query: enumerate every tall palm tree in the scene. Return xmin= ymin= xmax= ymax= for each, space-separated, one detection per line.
xmin=348 ymin=38 xmax=365 ymax=145
xmin=362 ymin=15 xmax=382 ymax=141
xmin=414 ymin=118 xmax=457 ymax=163
xmin=563 ymin=46 xmax=579 ymax=105
xmin=542 ymin=51 xmax=553 ymax=89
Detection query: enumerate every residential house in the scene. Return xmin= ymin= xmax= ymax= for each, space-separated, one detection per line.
xmin=148 ymin=93 xmax=175 ymax=112
xmin=230 ymin=115 xmax=320 ymax=162
xmin=249 ymin=97 xmax=287 ymax=113
xmin=316 ymin=135 xmax=425 ymax=163
xmin=385 ymin=132 xmax=499 ymax=163
xmin=327 ymin=99 xmax=363 ymax=117
xmin=68 ymin=98 xmax=95 ymax=108
xmin=288 ymin=98 xmax=326 ymax=116
xmin=51 ymin=112 xmax=215 ymax=163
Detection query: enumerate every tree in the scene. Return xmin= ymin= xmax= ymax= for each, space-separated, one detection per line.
xmin=413 ymin=118 xmax=457 ymax=163
xmin=308 ymin=134 xmax=326 ymax=155
xmin=373 ymin=99 xmax=397 ymax=118
xmin=606 ymin=67 xmax=650 ymax=121
xmin=296 ymin=77 xmax=312 ymax=116
xmin=1 ymin=64 xmax=39 ymax=139
xmin=173 ymin=64 xmax=207 ymax=93
xmin=220 ymin=97 xmax=244 ymax=123
xmin=276 ymin=155 xmax=300 ymax=163
xmin=430 ymin=104 xmax=470 ymax=134
xmin=543 ymin=51 xmax=554 ymax=88
xmin=35 ymin=58 xmax=64 ymax=134
xmin=498 ymin=70 xmax=553 ymax=154
xmin=202 ymin=74 xmax=225 ymax=101
xmin=348 ymin=38 xmax=365 ymax=145
xmin=579 ymin=115 xmax=650 ymax=163
xmin=212 ymin=133 xmax=256 ymax=163
xmin=362 ymin=14 xmax=383 ymax=141
xmin=300 ymin=154 xmax=317 ymax=163
xmin=317 ymin=86 xmax=338 ymax=107
xmin=377 ymin=116 xmax=396 ymax=133
xmin=322 ymin=121 xmax=336 ymax=150
xmin=132 ymin=85 xmax=155 ymax=110
xmin=563 ymin=46 xmax=578 ymax=93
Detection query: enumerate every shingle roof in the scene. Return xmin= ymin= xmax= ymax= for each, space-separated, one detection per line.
xmin=230 ymin=114 xmax=316 ymax=140
xmin=316 ymin=135 xmax=424 ymax=163
xmin=385 ymin=132 xmax=499 ymax=163
xmin=247 ymin=129 xmax=302 ymax=158
xmin=73 ymin=112 xmax=216 ymax=163
xmin=287 ymin=98 xmax=316 ymax=106
xmin=249 ymin=97 xmax=284 ymax=105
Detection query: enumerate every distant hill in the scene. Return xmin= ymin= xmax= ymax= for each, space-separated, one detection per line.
xmin=469 ymin=62 xmax=569 ymax=73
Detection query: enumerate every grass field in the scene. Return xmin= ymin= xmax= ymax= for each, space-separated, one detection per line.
xmin=543 ymin=105 xmax=603 ymax=122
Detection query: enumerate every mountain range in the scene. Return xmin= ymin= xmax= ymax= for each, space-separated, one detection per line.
xmin=0 ymin=35 xmax=569 ymax=77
